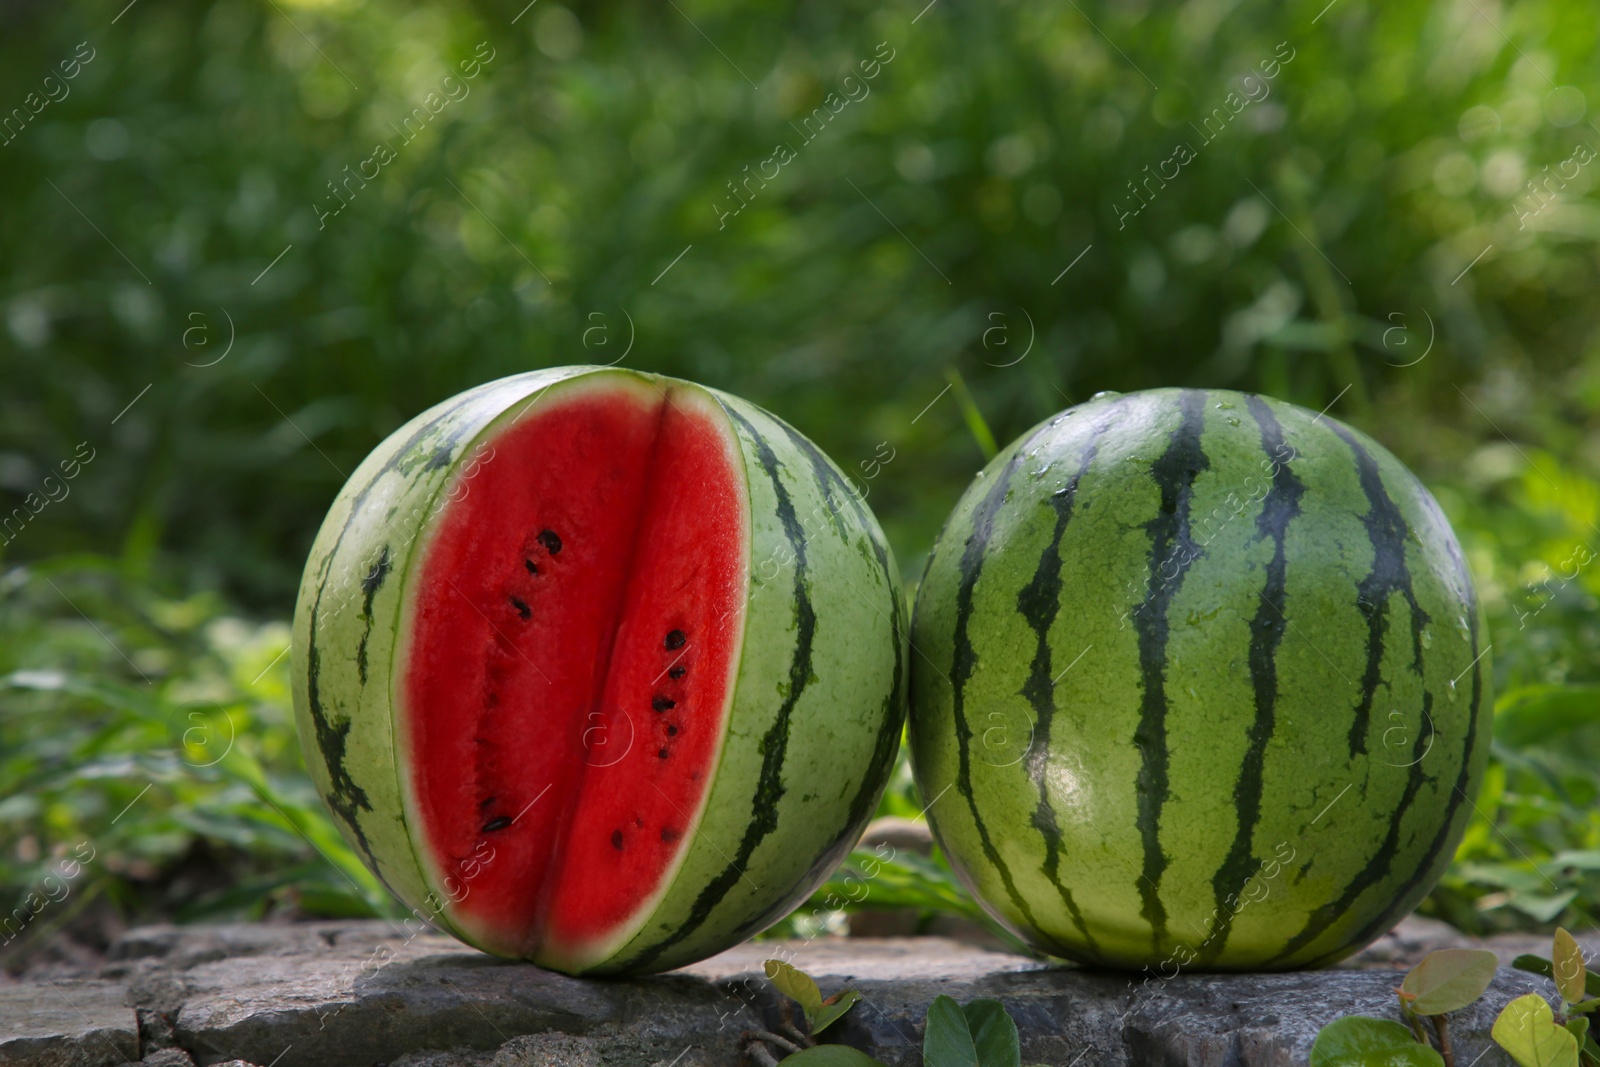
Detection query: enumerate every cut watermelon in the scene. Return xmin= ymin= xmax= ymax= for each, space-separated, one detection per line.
xmin=293 ymin=368 xmax=906 ymax=974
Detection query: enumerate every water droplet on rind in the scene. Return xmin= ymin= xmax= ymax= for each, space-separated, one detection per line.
xmin=1091 ymin=390 xmax=1121 ymax=401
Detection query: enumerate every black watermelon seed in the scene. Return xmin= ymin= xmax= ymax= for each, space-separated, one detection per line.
xmin=509 ymin=596 xmax=531 ymax=620
xmin=482 ymin=816 xmax=512 ymax=833
xmin=538 ymin=529 xmax=562 ymax=554
xmin=667 ymin=725 xmax=679 ymax=737
xmin=658 ymin=748 xmax=669 ymax=759
xmin=661 ymin=827 xmax=681 ymax=843
xmin=610 ymin=829 xmax=624 ymax=849
xmin=665 ymin=629 xmax=686 ymax=649
xmin=479 ymin=796 xmax=497 ymax=809
xmin=524 ymin=559 xmax=539 ymax=575
xmin=668 ymin=665 xmax=687 ymax=679
xmin=652 ymin=696 xmax=676 ymax=711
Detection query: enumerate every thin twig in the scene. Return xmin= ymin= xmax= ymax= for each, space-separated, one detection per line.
xmin=743 ymin=1040 xmax=781 ymax=1067
xmin=777 ymin=998 xmax=814 ymax=1047
xmin=1431 ymin=1014 xmax=1455 ymax=1067
xmin=743 ymin=1029 xmax=804 ymax=1055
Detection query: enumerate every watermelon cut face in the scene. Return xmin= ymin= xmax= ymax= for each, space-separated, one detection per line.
xmin=293 ymin=368 xmax=906 ymax=975
xmin=401 ymin=379 xmax=746 ymax=964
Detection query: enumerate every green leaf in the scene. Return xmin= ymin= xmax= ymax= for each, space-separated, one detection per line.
xmin=1494 ymin=686 xmax=1600 ymax=749
xmin=945 ymin=367 xmax=998 ymax=460
xmin=924 ymin=994 xmax=978 ymax=1067
xmin=1514 ymin=956 xmax=1600 ymax=998
xmin=814 ymin=990 xmax=863 ymax=1036
xmin=1555 ymin=930 xmax=1589 ymax=1005
xmin=1493 ymin=994 xmax=1580 ymax=1067
xmin=777 ymin=1046 xmax=888 ymax=1067
xmin=1400 ymin=949 xmax=1499 ymax=1015
xmin=963 ymin=999 xmax=1021 ymax=1067
xmin=765 ymin=959 xmax=823 ymax=1023
xmin=1309 ymin=1016 xmax=1445 ymax=1067
xmin=1510 ymin=890 xmax=1580 ymax=924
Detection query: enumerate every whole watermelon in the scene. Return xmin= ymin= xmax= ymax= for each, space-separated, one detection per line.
xmin=909 ymin=388 xmax=1489 ymax=971
xmin=292 ymin=367 xmax=906 ymax=975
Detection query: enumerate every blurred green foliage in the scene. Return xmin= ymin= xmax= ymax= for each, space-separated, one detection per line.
xmin=1 ymin=0 xmax=1598 ymax=961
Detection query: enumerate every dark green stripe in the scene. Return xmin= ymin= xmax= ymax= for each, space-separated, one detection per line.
xmin=730 ymin=581 xmax=904 ymax=944
xmin=1198 ymin=396 xmax=1303 ymax=963
xmin=1131 ymin=388 xmax=1210 ymax=953
xmin=753 ymin=421 xmax=909 ymax=924
xmin=355 ymin=544 xmax=392 ymax=686
xmin=1266 ymin=425 xmax=1432 ymax=965
xmin=769 ymin=419 xmax=908 ymax=855
xmin=771 ymin=418 xmax=871 ymax=541
xmin=304 ymin=390 xmax=488 ymax=856
xmin=627 ymin=402 xmax=814 ymax=970
xmin=1308 ymin=538 xmax=1486 ymax=965
xmin=840 ymin=583 xmax=906 ymax=836
xmin=1277 ymin=693 xmax=1433 ymax=965
xmin=1016 ymin=410 xmax=1116 ymax=961
xmin=306 ymin=551 xmax=377 ymax=868
xmin=947 ymin=427 xmax=1062 ymax=937
xmin=1338 ymin=427 xmax=1432 ymax=758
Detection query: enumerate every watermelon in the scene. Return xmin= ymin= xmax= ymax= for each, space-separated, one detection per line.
xmin=909 ymin=388 xmax=1490 ymax=971
xmin=291 ymin=367 xmax=906 ymax=975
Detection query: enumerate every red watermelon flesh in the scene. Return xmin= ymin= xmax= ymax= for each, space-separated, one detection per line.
xmin=400 ymin=380 xmax=747 ymax=959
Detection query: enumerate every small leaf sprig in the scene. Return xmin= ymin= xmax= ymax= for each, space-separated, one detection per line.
xmin=749 ymin=962 xmax=1046 ymax=1067
xmin=742 ymin=959 xmax=868 ymax=1066
xmin=1504 ymin=927 xmax=1600 ymax=1066
xmin=921 ymin=994 xmax=1039 ymax=1067
xmin=1312 ymin=947 xmax=1497 ymax=1067
xmin=1311 ymin=929 xmax=1600 ymax=1067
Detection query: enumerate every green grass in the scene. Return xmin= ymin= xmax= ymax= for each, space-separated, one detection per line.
xmin=0 ymin=557 xmax=388 ymax=969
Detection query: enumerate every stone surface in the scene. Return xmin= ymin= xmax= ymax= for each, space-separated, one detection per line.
xmin=4 ymin=918 xmax=1593 ymax=1066
xmin=0 ymin=978 xmax=139 ymax=1067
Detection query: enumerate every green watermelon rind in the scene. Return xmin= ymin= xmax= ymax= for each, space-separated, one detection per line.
xmin=909 ymin=387 xmax=1490 ymax=972
xmin=291 ymin=367 xmax=907 ymax=975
